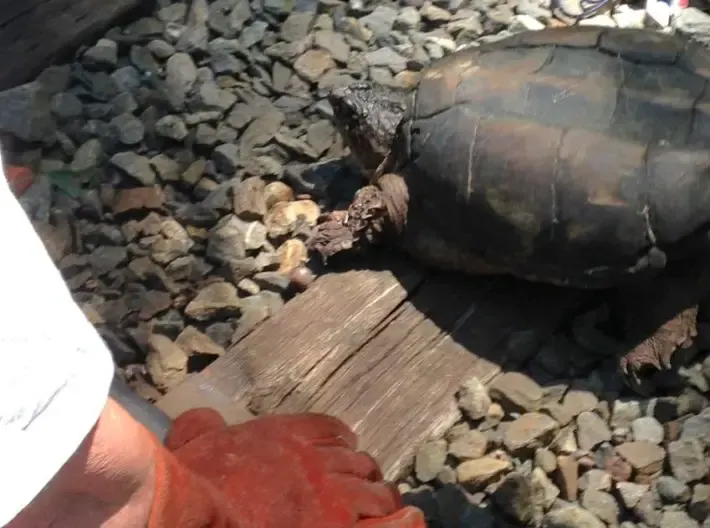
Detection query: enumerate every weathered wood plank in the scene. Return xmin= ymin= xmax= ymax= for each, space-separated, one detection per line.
xmin=289 ymin=274 xmax=584 ymax=480
xmin=0 ymin=0 xmax=149 ymax=90
xmin=157 ymin=256 xmax=425 ymax=420
xmin=158 ymin=253 xmax=587 ymax=480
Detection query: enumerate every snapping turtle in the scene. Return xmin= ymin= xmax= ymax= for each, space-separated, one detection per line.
xmin=309 ymin=26 xmax=710 ymax=391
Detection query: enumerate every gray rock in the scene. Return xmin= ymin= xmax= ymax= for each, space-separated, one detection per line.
xmin=155 ymin=115 xmax=188 ymax=141
xmin=456 ymin=376 xmax=491 ymax=420
xmin=633 ymin=491 xmax=662 ymax=527
xmin=83 ymin=38 xmax=119 ymax=69
xmin=414 ymin=439 xmax=447 ymax=483
xmin=493 ymin=472 xmax=544 ymax=526
xmin=176 ymin=0 xmax=210 ymax=53
xmin=660 ymin=511 xmax=700 ymax=528
xmin=655 ymin=475 xmax=691 ymax=504
xmin=206 ymin=214 xmax=252 ymax=265
xmin=489 ymin=372 xmax=543 ymax=413
xmin=280 ymin=12 xmax=314 ymax=42
xmin=89 ymin=245 xmax=129 ymax=276
xmin=631 ymin=415 xmax=664 ymax=444
xmin=673 ymin=7 xmax=710 ymax=45
xmin=51 ymin=92 xmax=83 ymax=120
xmin=610 ymin=399 xmax=642 ymax=429
xmin=690 ymin=484 xmax=710 ymax=522
xmin=149 ymin=154 xmax=181 ymax=183
xmin=542 ymin=505 xmax=605 ymax=528
xmin=147 ymin=39 xmax=175 ymax=59
xmin=578 ymin=469 xmax=611 ymax=492
xmin=668 ymin=438 xmax=709 ymax=484
xmin=580 ymin=489 xmax=619 ymax=526
xmin=365 ymin=47 xmax=407 ymax=72
xmin=184 ymin=281 xmax=241 ymax=321
xmin=0 ymin=82 xmax=55 ymax=142
xmin=70 ymin=139 xmax=105 ymax=172
xmin=395 ymin=6 xmax=422 ymax=29
xmin=616 ymin=482 xmax=649 ymax=510
xmin=212 ymin=144 xmax=240 ymax=175
xmin=240 ymin=20 xmax=269 ymax=49
xmin=109 ymin=152 xmax=157 ymax=186
xmin=253 ymin=271 xmax=290 ymax=293
xmin=681 ymin=408 xmax=710 ymax=448
xmin=448 ymin=429 xmax=488 ymax=460
xmin=576 ymin=412 xmax=612 ymax=451
xmin=314 ymin=30 xmax=350 ymax=63
xmin=112 ymin=66 xmax=143 ymax=94
xmin=190 ymin=83 xmax=238 ymax=112
xmin=165 ymin=53 xmax=198 ymax=110
xmin=111 ymin=113 xmax=146 ymax=145
xmin=359 ymin=5 xmax=398 ymax=37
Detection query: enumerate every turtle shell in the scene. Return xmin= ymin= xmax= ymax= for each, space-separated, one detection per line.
xmin=387 ymin=26 xmax=710 ymax=289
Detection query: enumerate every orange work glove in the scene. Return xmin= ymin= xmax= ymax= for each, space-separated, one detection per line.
xmin=149 ymin=408 xmax=427 ymax=528
xmin=4 ymin=165 xmax=34 ymax=197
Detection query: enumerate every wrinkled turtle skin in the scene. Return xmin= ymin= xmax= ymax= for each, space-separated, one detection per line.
xmin=310 ymin=26 xmax=710 ymax=392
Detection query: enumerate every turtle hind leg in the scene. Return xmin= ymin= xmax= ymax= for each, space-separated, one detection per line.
xmin=613 ymin=270 xmax=701 ymax=394
xmin=573 ymin=268 xmax=702 ymax=395
xmin=618 ymin=306 xmax=697 ymax=393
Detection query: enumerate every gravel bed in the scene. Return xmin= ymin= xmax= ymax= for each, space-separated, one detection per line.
xmin=2 ymin=0 xmax=710 ymax=525
xmin=402 ymin=340 xmax=710 ymax=528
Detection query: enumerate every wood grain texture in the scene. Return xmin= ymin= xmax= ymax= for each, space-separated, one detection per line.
xmin=159 ymin=255 xmax=587 ymax=479
xmin=157 ymin=257 xmax=424 ymax=422
xmin=0 ymin=0 xmax=149 ymax=90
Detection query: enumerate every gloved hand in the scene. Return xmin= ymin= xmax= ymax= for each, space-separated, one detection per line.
xmin=3 ymin=165 xmax=34 ymax=197
xmin=148 ymin=408 xmax=427 ymax=528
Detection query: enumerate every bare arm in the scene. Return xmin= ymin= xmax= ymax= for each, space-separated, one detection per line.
xmin=7 ymin=397 xmax=157 ymax=528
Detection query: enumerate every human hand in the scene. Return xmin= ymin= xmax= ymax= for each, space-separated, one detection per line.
xmin=149 ymin=408 xmax=427 ymax=527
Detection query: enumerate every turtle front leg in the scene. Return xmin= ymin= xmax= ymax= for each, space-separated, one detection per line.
xmin=308 ymin=173 xmax=409 ymax=260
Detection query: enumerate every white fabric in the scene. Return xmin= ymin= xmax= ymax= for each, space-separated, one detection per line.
xmin=0 ymin=155 xmax=114 ymax=526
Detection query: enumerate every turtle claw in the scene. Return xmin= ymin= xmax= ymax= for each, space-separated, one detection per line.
xmin=617 ymin=333 xmax=678 ymax=394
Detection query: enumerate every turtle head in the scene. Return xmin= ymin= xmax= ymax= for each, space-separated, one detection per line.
xmin=328 ymin=81 xmax=408 ymax=175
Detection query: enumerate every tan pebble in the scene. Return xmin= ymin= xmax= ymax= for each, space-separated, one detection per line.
xmin=113 ymin=187 xmax=165 ymax=214
xmin=186 ymin=226 xmax=208 ymax=240
xmin=664 ymin=420 xmax=681 ymax=442
xmin=175 ymin=326 xmax=225 ymax=357
xmin=634 ymin=469 xmax=662 ymax=485
xmin=456 ymin=456 xmax=511 ymax=491
xmin=264 ymin=199 xmax=321 ymax=238
xmin=615 ymin=441 xmax=665 ymax=475
xmin=145 ymin=334 xmax=188 ymax=392
xmin=397 ymin=482 xmax=413 ymax=495
xmin=555 ymin=455 xmax=579 ymax=501
xmin=81 ymin=303 xmax=105 ymax=325
xmin=604 ymin=454 xmax=633 ymax=482
xmin=277 ymin=239 xmax=309 ymax=274
xmin=553 ymin=425 xmax=579 ymax=454
xmin=264 ymin=181 xmax=295 ymax=209
xmin=487 ymin=402 xmax=504 ymax=421
xmin=129 ymin=374 xmax=163 ymax=403
xmin=182 ymin=159 xmax=206 ymax=186
xmin=196 ymin=178 xmax=219 ymax=193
